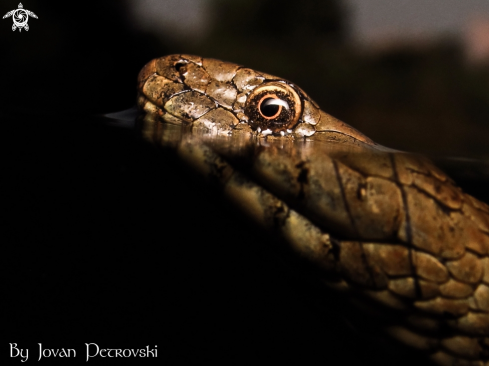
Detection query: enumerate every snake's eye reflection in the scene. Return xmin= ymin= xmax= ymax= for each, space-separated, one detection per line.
xmin=245 ymin=82 xmax=302 ymax=133
xmin=258 ymin=96 xmax=290 ymax=119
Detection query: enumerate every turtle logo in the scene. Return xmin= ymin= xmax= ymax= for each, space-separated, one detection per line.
xmin=3 ymin=3 xmax=38 ymax=32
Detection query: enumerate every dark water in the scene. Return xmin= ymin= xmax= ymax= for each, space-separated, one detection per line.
xmin=8 ymin=110 xmax=488 ymax=365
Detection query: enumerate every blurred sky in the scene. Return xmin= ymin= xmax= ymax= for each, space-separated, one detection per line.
xmin=345 ymin=0 xmax=489 ymax=45
xmin=129 ymin=0 xmax=489 ymax=45
xmin=129 ymin=0 xmax=210 ymax=40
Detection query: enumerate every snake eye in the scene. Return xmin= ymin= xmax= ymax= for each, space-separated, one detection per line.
xmin=245 ymin=82 xmax=302 ymax=133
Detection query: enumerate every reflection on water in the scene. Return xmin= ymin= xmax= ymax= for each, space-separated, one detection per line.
xmin=138 ymin=113 xmax=489 ymax=205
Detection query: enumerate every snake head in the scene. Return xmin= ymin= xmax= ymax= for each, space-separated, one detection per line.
xmin=137 ymin=54 xmax=373 ymax=143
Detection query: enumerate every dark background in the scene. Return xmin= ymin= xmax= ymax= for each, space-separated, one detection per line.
xmin=1 ymin=1 xmax=487 ymax=365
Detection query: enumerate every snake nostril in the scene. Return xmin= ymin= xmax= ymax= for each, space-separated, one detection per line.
xmin=175 ymin=62 xmax=186 ymax=73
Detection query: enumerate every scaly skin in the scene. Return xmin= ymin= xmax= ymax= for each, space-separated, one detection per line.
xmin=136 ymin=54 xmax=489 ymax=366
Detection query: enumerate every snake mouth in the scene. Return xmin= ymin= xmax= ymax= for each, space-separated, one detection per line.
xmin=161 ymin=109 xmax=189 ymax=125
xmin=138 ymin=91 xmax=245 ymax=137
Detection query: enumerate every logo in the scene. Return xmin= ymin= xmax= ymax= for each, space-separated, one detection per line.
xmin=3 ymin=3 xmax=38 ymax=32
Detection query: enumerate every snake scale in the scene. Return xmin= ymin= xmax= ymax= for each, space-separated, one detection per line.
xmin=136 ymin=54 xmax=489 ymax=366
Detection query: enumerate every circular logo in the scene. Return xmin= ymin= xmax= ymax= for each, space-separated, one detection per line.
xmin=12 ymin=9 xmax=28 ymax=28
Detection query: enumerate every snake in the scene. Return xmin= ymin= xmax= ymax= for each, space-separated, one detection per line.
xmin=135 ymin=54 xmax=489 ymax=366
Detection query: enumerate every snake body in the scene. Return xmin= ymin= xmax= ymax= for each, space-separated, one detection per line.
xmin=136 ymin=54 xmax=489 ymax=365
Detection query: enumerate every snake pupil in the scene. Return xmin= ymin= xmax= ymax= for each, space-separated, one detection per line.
xmin=260 ymin=98 xmax=280 ymax=118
